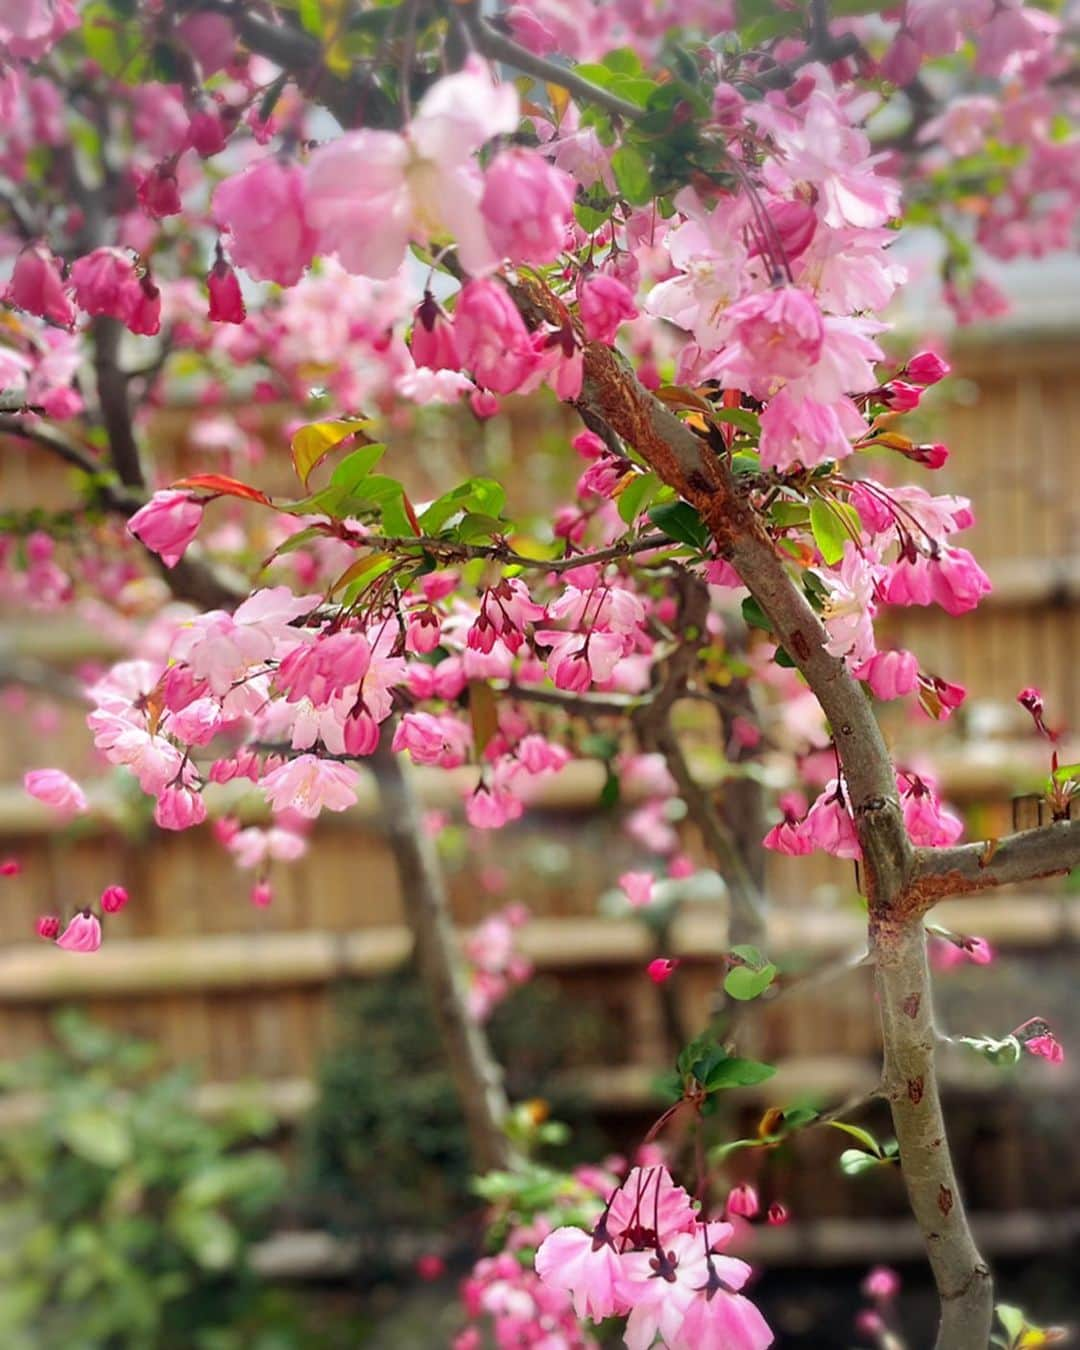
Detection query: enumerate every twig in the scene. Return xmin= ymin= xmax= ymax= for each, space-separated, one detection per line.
xmin=373 ymin=531 xmax=674 ymax=572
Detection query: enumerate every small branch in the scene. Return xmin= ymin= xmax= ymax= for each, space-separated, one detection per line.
xmin=750 ymin=0 xmax=862 ymax=91
xmin=909 ymin=819 xmax=1080 ymax=912
xmin=369 ymin=734 xmax=514 ymax=1173
xmin=504 ymin=683 xmax=642 ymax=717
xmin=374 ymin=531 xmax=673 ymax=573
xmin=454 ymin=1 xmax=642 ymax=121
xmin=91 ymin=316 xmax=145 ymax=490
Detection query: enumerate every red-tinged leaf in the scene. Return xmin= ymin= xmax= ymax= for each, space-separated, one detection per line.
xmin=172 ymin=474 xmax=272 ymax=505
xmin=469 ymin=680 xmax=499 ymax=756
xmin=403 ymin=493 xmax=422 ymax=536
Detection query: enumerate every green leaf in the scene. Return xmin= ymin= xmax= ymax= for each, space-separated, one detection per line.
xmin=711 ymin=407 xmax=761 ymax=436
xmin=723 ymin=963 xmax=777 ymax=1001
xmin=328 ymin=442 xmax=388 ymax=494
xmin=58 ymin=1108 xmax=133 ymax=1169
xmin=647 ymin=501 xmax=709 ymax=551
xmin=839 ymin=1148 xmax=883 ymax=1176
xmin=701 ymin=1055 xmax=776 ymax=1091
xmin=420 ymin=478 xmax=506 ymax=533
xmin=729 ymin=943 xmax=764 ymax=965
xmin=782 ymin=1106 xmax=820 ymax=1130
xmin=617 ymin=471 xmax=661 ymax=524
xmin=611 ymin=143 xmax=653 ymax=204
xmin=829 ymin=1120 xmax=883 ymax=1155
xmin=956 ymin=1033 xmax=1022 ymax=1067
xmin=290 ymin=418 xmax=375 ymax=488
xmin=810 ymin=498 xmax=859 ymax=566
xmin=170 ymin=1207 xmax=239 ymax=1271
xmin=741 ymin=596 xmax=773 ymax=634
xmin=456 ymin=512 xmax=505 ymax=544
xmin=995 ymin=1305 xmax=1027 ymax=1343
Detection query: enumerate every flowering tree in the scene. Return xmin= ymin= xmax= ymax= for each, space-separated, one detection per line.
xmin=2 ymin=1 xmax=1078 ymax=1346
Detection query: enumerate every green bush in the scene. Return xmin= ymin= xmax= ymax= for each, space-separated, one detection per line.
xmin=0 ymin=1011 xmax=292 ymax=1350
xmin=301 ymin=974 xmax=614 ymax=1252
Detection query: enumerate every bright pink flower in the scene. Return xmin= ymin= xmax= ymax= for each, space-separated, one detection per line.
xmin=393 ymin=711 xmax=471 ymax=768
xmin=24 ymin=768 xmax=88 ymax=816
xmin=343 ymin=710 xmax=381 ymax=756
xmin=5 ymin=244 xmax=75 ymax=327
xmin=802 ymin=783 xmax=861 ymax=860
xmin=415 ymin=1254 xmax=446 ymax=1282
xmin=856 ymin=649 xmax=918 ymax=701
xmin=260 ymin=754 xmax=359 ymax=818
xmin=187 ymin=108 xmax=228 ymax=157
xmin=880 ymin=29 xmax=921 ymax=85
xmin=881 ymin=380 xmax=923 ymax=412
xmin=154 ymin=785 xmax=207 ymax=831
xmin=69 ymin=248 xmax=143 ymax=322
xmin=647 ymin=957 xmax=680 ymax=984
xmin=251 ymin=880 xmax=273 ymax=908
xmin=127 ymin=490 xmax=204 ymax=568
xmin=136 ymin=164 xmax=182 ymax=218
xmin=862 ymin=1266 xmax=900 ymax=1301
xmin=726 ymin=1182 xmax=759 ymax=1219
xmin=900 ymin=777 xmax=963 ymax=847
xmin=676 ymin=1278 xmax=775 ymax=1350
xmin=207 ymin=256 xmax=245 ymax=324
xmin=1 ymin=858 xmax=22 ymax=877
xmin=481 ymin=148 xmax=574 ymax=264
xmin=1015 ymin=1018 xmax=1064 ymax=1064
xmin=36 ymin=914 xmax=60 ymax=939
xmin=453 ymin=278 xmax=537 ymax=394
xmin=928 ymin=547 xmax=992 ymax=615
xmin=56 ymin=911 xmax=102 ymax=953
xmin=516 ymin=734 xmax=570 ymax=775
xmin=905 ymin=351 xmax=950 ymax=386
xmin=213 ymin=157 xmax=316 ymax=286
xmin=465 ymin=785 xmax=522 ymax=830
xmin=127 ymin=275 xmax=162 ymax=336
xmin=620 ymin=871 xmax=654 ymax=908
xmin=579 ymin=273 xmax=639 ymax=344
xmin=410 ymin=293 xmax=460 ymax=370
xmin=758 ymin=389 xmax=865 ymax=470
xmin=276 ymin=632 xmax=371 ymax=706
xmin=100 ymin=885 xmax=128 ymax=914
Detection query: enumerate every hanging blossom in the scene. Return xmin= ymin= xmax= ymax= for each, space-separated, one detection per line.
xmin=535 ymin=1164 xmax=773 ymax=1349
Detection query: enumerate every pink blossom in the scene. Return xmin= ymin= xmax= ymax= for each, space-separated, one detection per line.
xmin=802 ymin=782 xmax=862 ymax=860
xmin=928 ymin=547 xmax=992 ymax=616
xmin=856 ymin=649 xmax=918 ymax=701
xmin=36 ymin=914 xmax=60 ymax=939
xmin=767 ymin=1202 xmax=789 ymax=1226
xmin=260 ymin=754 xmax=359 ymax=818
xmin=726 ymin=1182 xmax=759 ymax=1220
xmin=100 ymin=885 xmax=128 ymax=914
xmin=620 ymin=871 xmax=654 ymax=908
xmin=187 ymin=108 xmax=228 ymax=157
xmin=305 ymin=59 xmax=518 ymax=279
xmin=579 ymin=273 xmax=639 ymax=344
xmin=535 ymin=1225 xmax=626 ymax=1322
xmin=516 ymin=734 xmax=570 ymax=775
xmin=709 ymin=286 xmax=824 ymax=389
xmin=276 ymin=632 xmax=371 ymax=706
xmin=69 ymin=248 xmax=144 ymax=323
xmin=154 ymin=785 xmax=207 ymax=831
xmin=136 ymin=164 xmax=182 ymax=218
xmin=24 ymin=768 xmax=88 ymax=816
xmin=127 ymin=490 xmax=204 ymax=568
xmin=410 ymin=293 xmax=459 ymax=370
xmin=905 ymin=351 xmax=950 ymax=386
xmin=818 ymin=544 xmax=881 ymax=667
xmin=5 ymin=244 xmax=75 ymax=327
xmin=900 ymin=776 xmax=963 ymax=847
xmin=393 ymin=711 xmax=471 ymax=768
xmin=251 ymin=880 xmax=273 ymax=908
xmin=647 ymin=957 xmax=680 ymax=984
xmin=1015 ymin=1018 xmax=1064 ymax=1064
xmin=56 ymin=911 xmax=102 ymax=953
xmin=213 ymin=157 xmax=316 ymax=286
xmin=759 ymin=389 xmax=866 ymax=470
xmin=207 ymin=256 xmax=245 ymax=324
xmin=862 ymin=1266 xmax=900 ymax=1301
xmin=453 ymin=278 xmax=538 ymax=394
xmin=1 ymin=858 xmax=22 ymax=877
xmin=481 ymin=148 xmax=574 ymax=264
xmin=465 ymin=785 xmax=522 ymax=830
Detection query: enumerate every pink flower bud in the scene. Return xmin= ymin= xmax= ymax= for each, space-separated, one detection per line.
xmin=480 ymin=148 xmax=575 ymax=265
xmin=1015 ymin=1018 xmax=1064 ymax=1064
xmin=905 ymin=351 xmax=950 ymax=386
xmin=410 ymin=293 xmax=459 ymax=370
xmin=69 ymin=247 xmax=143 ymax=323
xmin=469 ymin=390 xmax=500 ymax=419
xmin=711 ymin=82 xmax=745 ymax=127
xmin=56 ymin=910 xmax=102 ymax=953
xmin=454 ymin=279 xmax=537 ymax=395
xmin=100 ymin=885 xmax=129 ymax=914
xmin=36 ymin=914 xmax=60 ymax=940
xmin=855 ymin=1309 xmax=886 ymax=1339
xmin=154 ymin=785 xmax=207 ymax=831
xmin=5 ymin=244 xmax=75 ymax=327
xmin=647 ymin=957 xmax=680 ymax=984
xmin=578 ymin=273 xmax=638 ymax=345
xmin=212 ymin=157 xmax=317 ymax=286
xmin=908 ymin=442 xmax=949 ymax=469
xmin=880 ymin=380 xmax=923 ymax=412
xmin=1 ymin=857 xmax=22 ymax=877
xmin=207 ymin=256 xmax=246 ymax=324
xmin=767 ymin=1202 xmax=789 ymax=1226
xmin=127 ymin=490 xmax=204 ymax=568
xmin=862 ymin=1266 xmax=900 ymax=1301
xmin=136 ymin=164 xmax=182 ymax=218
xmin=619 ymin=871 xmax=654 ymax=908
xmin=24 ymin=768 xmax=88 ymax=817
xmin=725 ymin=1183 xmax=760 ymax=1220
xmin=187 ymin=109 xmax=228 ymax=157
xmin=964 ymin=936 xmax=993 ymax=965
xmin=415 ymin=1254 xmax=446 ymax=1282
xmin=251 ymin=880 xmax=272 ymax=908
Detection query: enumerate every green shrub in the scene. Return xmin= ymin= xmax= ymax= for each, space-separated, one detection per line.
xmin=0 ymin=1011 xmax=291 ymax=1350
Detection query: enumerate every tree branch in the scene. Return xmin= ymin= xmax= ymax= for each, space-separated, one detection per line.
xmin=369 ymin=734 xmax=513 ymax=1172
xmin=909 ymin=820 xmax=1080 ymax=913
xmin=373 ymin=531 xmax=674 ymax=573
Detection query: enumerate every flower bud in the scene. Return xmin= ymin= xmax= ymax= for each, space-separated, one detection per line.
xmin=100 ymin=885 xmax=129 ymax=914
xmin=726 ymin=1182 xmax=760 ymax=1219
xmin=36 ymin=914 xmax=61 ymax=940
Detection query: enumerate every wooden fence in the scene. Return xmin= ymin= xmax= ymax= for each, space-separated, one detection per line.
xmin=1 ymin=326 xmax=1078 ymax=1252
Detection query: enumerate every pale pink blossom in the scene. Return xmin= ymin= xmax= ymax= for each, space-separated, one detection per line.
xmin=213 ymin=157 xmax=316 ymax=286
xmin=579 ymin=273 xmax=639 ymax=344
xmin=620 ymin=871 xmax=655 ymax=908
xmin=56 ymin=911 xmax=102 ymax=953
xmin=260 ymin=754 xmax=359 ymax=818
xmin=127 ymin=490 xmax=204 ymax=568
xmin=481 ymin=147 xmax=574 ymax=264
xmin=453 ymin=278 xmax=538 ymax=394
xmin=24 ymin=768 xmax=87 ymax=816
xmin=5 ymin=244 xmax=74 ymax=327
